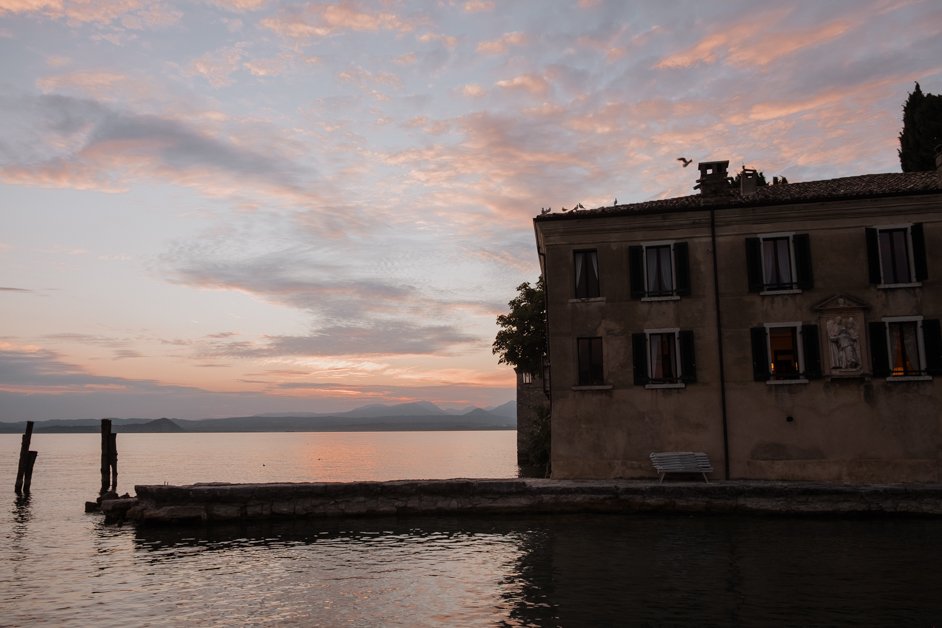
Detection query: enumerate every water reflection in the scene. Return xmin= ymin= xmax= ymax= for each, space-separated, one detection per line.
xmin=128 ymin=513 xmax=942 ymax=625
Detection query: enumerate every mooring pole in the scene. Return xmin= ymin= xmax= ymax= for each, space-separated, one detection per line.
xmin=100 ymin=419 xmax=112 ymax=493
xmin=14 ymin=421 xmax=35 ymax=495
xmin=22 ymin=451 xmax=38 ymax=494
xmin=109 ymin=431 xmax=118 ymax=491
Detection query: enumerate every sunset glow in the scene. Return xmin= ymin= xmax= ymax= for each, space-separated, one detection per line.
xmin=1 ymin=0 xmax=940 ymax=419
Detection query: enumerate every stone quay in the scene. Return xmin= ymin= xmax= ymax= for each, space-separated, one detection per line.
xmin=100 ymin=478 xmax=942 ymax=524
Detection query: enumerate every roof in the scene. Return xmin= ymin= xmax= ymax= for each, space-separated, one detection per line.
xmin=534 ymin=171 xmax=942 ymax=222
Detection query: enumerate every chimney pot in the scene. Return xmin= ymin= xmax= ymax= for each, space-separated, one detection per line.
xmin=695 ymin=160 xmax=731 ymax=197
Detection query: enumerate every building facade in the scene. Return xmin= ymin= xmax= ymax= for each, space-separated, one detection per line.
xmin=534 ymin=159 xmax=942 ymax=483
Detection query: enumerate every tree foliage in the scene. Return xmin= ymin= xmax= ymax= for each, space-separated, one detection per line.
xmin=899 ymin=82 xmax=942 ymax=172
xmin=492 ymin=277 xmax=546 ymax=375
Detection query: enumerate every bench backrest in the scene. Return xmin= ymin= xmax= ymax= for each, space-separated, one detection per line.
xmin=649 ymin=451 xmax=713 ymax=473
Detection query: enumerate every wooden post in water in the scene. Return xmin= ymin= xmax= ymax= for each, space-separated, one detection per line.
xmin=109 ymin=431 xmax=118 ymax=491
xmin=14 ymin=421 xmax=35 ymax=495
xmin=100 ymin=419 xmax=112 ymax=493
xmin=22 ymin=451 xmax=38 ymax=494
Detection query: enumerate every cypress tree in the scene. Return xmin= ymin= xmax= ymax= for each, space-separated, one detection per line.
xmin=899 ymin=82 xmax=942 ymax=172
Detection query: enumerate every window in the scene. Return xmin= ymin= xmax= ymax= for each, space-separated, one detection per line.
xmin=632 ymin=329 xmax=696 ymax=387
xmin=576 ymin=337 xmax=604 ymax=386
xmin=750 ymin=323 xmax=820 ymax=382
xmin=573 ymin=250 xmax=600 ymax=298
xmin=869 ymin=317 xmax=942 ymax=379
xmin=629 ymin=242 xmax=690 ymax=299
xmin=866 ymin=224 xmax=928 ymax=286
xmin=521 ymin=371 xmax=533 ymax=384
xmin=745 ymin=233 xmax=813 ymax=293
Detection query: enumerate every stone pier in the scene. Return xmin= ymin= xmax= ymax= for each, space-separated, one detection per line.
xmin=106 ymin=479 xmax=942 ymax=524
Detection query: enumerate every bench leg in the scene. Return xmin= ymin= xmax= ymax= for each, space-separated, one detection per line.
xmin=658 ymin=473 xmax=665 ymax=484
xmin=702 ymin=472 xmax=709 ymax=483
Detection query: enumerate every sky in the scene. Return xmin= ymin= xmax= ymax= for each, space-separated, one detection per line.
xmin=1 ymin=0 xmax=941 ymax=421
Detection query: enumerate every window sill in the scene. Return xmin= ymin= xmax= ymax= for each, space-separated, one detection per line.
xmin=644 ymin=382 xmax=685 ymax=389
xmin=641 ymin=295 xmax=681 ymax=302
xmin=885 ymin=375 xmax=932 ymax=382
xmin=760 ymin=288 xmax=801 ymax=296
xmin=877 ymin=282 xmax=921 ymax=289
xmin=572 ymin=384 xmax=613 ymax=391
xmin=568 ymin=297 xmax=606 ymax=304
xmin=766 ymin=378 xmax=809 ymax=385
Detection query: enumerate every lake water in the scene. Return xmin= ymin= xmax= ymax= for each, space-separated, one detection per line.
xmin=3 ymin=431 xmax=942 ymax=626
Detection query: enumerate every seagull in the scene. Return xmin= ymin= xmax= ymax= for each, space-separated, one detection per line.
xmin=575 ymin=202 xmax=584 ymax=210
xmin=613 ymin=197 xmax=618 ymax=206
xmin=540 ymin=207 xmax=551 ymax=215
xmin=677 ymin=157 xmax=693 ymax=167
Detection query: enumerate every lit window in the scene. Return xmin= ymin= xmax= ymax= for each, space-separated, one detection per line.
xmin=630 ymin=242 xmax=690 ymax=299
xmin=866 ymin=224 xmax=927 ymax=286
xmin=576 ymin=337 xmax=604 ymax=386
xmin=521 ymin=371 xmax=533 ymax=384
xmin=750 ymin=323 xmax=821 ymax=382
xmin=869 ymin=317 xmax=941 ymax=379
xmin=573 ymin=250 xmax=600 ymax=298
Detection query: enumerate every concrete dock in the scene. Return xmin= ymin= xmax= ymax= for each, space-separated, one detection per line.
xmin=101 ymin=478 xmax=942 ymax=524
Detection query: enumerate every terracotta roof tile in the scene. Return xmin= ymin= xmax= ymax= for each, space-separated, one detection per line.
xmin=535 ymin=171 xmax=941 ymax=221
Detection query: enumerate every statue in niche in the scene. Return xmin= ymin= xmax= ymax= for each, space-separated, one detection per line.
xmin=827 ymin=316 xmax=860 ymax=370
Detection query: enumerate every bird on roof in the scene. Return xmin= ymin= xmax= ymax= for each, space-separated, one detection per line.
xmin=540 ymin=207 xmax=551 ymax=215
xmin=575 ymin=202 xmax=584 ymax=210
xmin=677 ymin=157 xmax=693 ymax=167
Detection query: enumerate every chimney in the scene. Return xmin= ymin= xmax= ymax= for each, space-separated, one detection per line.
xmin=695 ymin=160 xmax=731 ymax=197
xmin=740 ymin=168 xmax=759 ymax=196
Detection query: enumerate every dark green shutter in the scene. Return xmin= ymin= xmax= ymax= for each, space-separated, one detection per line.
xmin=674 ymin=242 xmax=691 ymax=296
xmin=751 ymin=326 xmax=770 ymax=381
xmin=802 ymin=324 xmax=821 ymax=379
xmin=865 ymin=228 xmax=882 ymax=284
xmin=632 ymin=332 xmax=648 ymax=385
xmin=745 ymin=237 xmax=763 ymax=292
xmin=911 ymin=223 xmax=928 ymax=281
xmin=629 ymin=246 xmax=644 ymax=299
xmin=923 ymin=319 xmax=942 ymax=375
xmin=679 ymin=330 xmax=696 ymax=383
xmin=793 ymin=234 xmax=814 ymax=290
xmin=869 ymin=322 xmax=890 ymax=377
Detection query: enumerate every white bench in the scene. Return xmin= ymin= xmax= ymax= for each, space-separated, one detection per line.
xmin=649 ymin=452 xmax=713 ymax=483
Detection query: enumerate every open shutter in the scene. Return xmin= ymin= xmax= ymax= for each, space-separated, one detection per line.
xmin=869 ymin=322 xmax=890 ymax=377
xmin=745 ymin=237 xmax=763 ymax=292
xmin=793 ymin=234 xmax=814 ymax=291
xmin=674 ymin=242 xmax=691 ymax=296
xmin=802 ymin=324 xmax=821 ymax=379
xmin=679 ymin=330 xmax=696 ymax=383
xmin=751 ymin=326 xmax=770 ymax=381
xmin=923 ymin=319 xmax=942 ymax=376
xmin=865 ymin=228 xmax=881 ymax=284
xmin=911 ymin=223 xmax=928 ymax=281
xmin=629 ymin=246 xmax=645 ymax=299
xmin=632 ymin=333 xmax=648 ymax=385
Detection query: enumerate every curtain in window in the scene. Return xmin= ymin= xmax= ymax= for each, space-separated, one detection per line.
xmin=761 ymin=238 xmax=792 ymax=288
xmin=889 ymin=322 xmax=919 ymax=375
xmin=574 ymin=253 xmax=583 ymax=293
xmin=879 ymin=229 xmax=911 ymax=284
xmin=646 ymin=246 xmax=673 ymax=294
xmin=648 ymin=333 xmax=676 ymax=380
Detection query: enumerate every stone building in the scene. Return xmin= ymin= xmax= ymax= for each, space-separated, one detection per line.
xmin=533 ymin=157 xmax=942 ymax=483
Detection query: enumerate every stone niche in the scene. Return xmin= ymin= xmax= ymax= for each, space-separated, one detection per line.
xmin=813 ymin=294 xmax=870 ymax=378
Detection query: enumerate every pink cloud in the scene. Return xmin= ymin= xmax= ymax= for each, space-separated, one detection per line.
xmin=463 ymin=0 xmax=494 ymax=13
xmin=262 ymin=2 xmax=415 ymax=39
xmin=495 ymin=74 xmax=550 ymax=96
xmin=476 ymin=31 xmax=526 ymax=54
xmin=657 ymin=8 xmax=854 ymax=69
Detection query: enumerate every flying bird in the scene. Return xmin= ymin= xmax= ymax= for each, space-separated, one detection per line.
xmin=677 ymin=157 xmax=693 ymax=167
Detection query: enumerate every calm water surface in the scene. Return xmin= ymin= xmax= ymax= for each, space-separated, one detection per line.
xmin=3 ymin=431 xmax=942 ymax=626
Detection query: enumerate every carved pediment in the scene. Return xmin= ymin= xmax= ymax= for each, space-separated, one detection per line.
xmin=812 ymin=293 xmax=870 ymax=313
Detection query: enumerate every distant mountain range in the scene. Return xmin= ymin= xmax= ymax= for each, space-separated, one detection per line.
xmin=0 ymin=401 xmax=517 ymax=434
